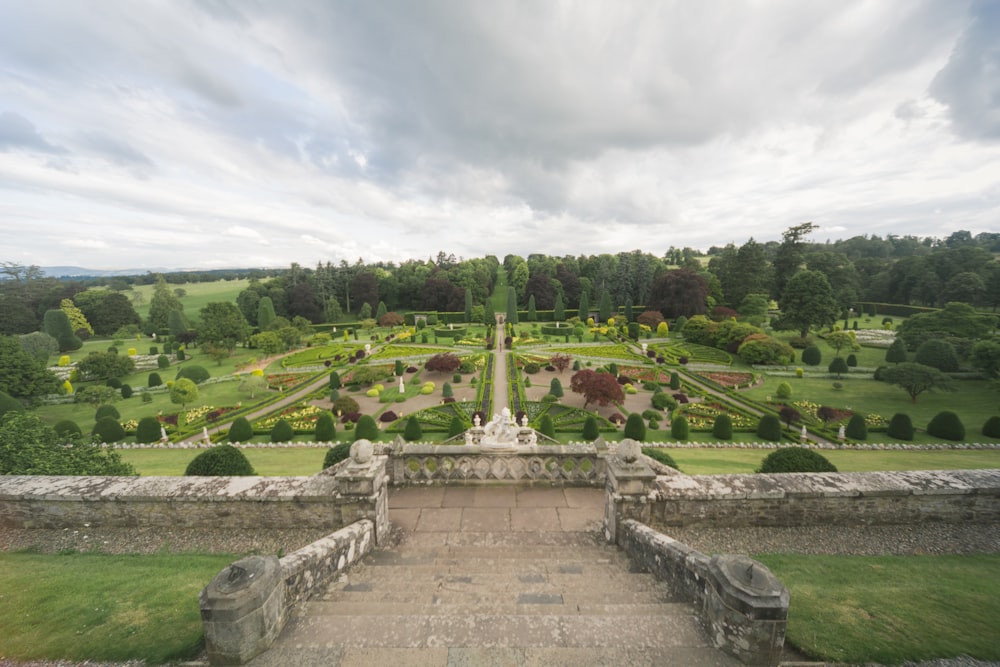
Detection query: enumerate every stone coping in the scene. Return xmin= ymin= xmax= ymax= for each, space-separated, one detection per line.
xmin=0 ymin=474 xmax=341 ymax=501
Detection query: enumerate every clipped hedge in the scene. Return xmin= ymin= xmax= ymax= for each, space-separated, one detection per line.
xmin=176 ymin=364 xmax=210 ymax=384
xmin=185 ymin=445 xmax=256 ymax=476
xmin=135 ymin=416 xmax=162 ymax=444
xmin=228 ymin=417 xmax=253 ymax=442
xmin=757 ymin=447 xmax=837 ymax=473
xmin=756 ymin=415 xmax=783 ymax=442
xmin=642 ymin=447 xmax=679 ymax=470
xmin=270 ymin=418 xmax=294 ymax=443
xmin=323 ymin=443 xmax=352 ymax=469
xmin=712 ymin=414 xmax=733 ymax=440
xmin=926 ymin=411 xmax=965 ymax=441
xmin=623 ymin=413 xmax=646 ymax=441
xmin=54 ymin=419 xmax=82 ymax=438
xmin=95 ymin=405 xmax=120 ymax=421
xmin=887 ymin=413 xmax=914 ymax=440
xmin=983 ymin=416 xmax=1000 ymax=439
xmin=92 ymin=416 xmax=125 ymax=443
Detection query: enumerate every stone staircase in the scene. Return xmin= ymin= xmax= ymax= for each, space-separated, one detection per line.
xmin=248 ymin=526 xmax=742 ymax=666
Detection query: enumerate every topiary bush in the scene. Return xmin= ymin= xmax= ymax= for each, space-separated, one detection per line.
xmin=157 ymin=354 xmax=170 ymax=369
xmin=756 ymin=415 xmax=783 ymax=442
xmin=539 ymin=414 xmax=556 ymax=439
xmin=776 ymin=381 xmax=792 ymax=399
xmin=828 ymin=357 xmax=849 ymax=377
xmin=642 ymin=447 xmax=679 ymax=470
xmin=670 ymin=415 xmax=689 ymax=440
xmin=651 ymin=392 xmax=677 ymax=411
xmin=0 ymin=391 xmax=25 ymax=419
xmin=332 ymin=396 xmax=360 ymax=415
xmin=95 ymin=405 xmax=121 ymax=421
xmin=914 ymin=339 xmax=960 ymax=372
xmin=402 ymin=416 xmax=423 ymax=441
xmin=982 ymin=416 xmax=1000 ymax=439
xmin=323 ymin=443 xmax=352 ymax=469
xmin=757 ymin=447 xmax=837 ymax=473
xmin=92 ymin=416 xmax=125 ymax=443
xmin=846 ymin=353 xmax=858 ymax=367
xmin=270 ymin=418 xmax=294 ymax=442
xmin=801 ymin=346 xmax=822 ymax=366
xmin=120 ymin=383 xmax=133 ymax=399
xmin=887 ymin=413 xmax=914 ymax=440
xmin=176 ymin=364 xmax=210 ymax=384
xmin=669 ymin=372 xmax=681 ymax=390
xmin=228 ymin=416 xmax=253 ymax=442
xmin=148 ymin=372 xmax=162 ymax=387
xmin=355 ymin=415 xmax=378 ymax=440
xmin=185 ymin=445 xmax=256 ymax=476
xmin=315 ymin=412 xmax=336 ymax=442
xmin=582 ymin=415 xmax=599 ymax=441
xmin=54 ymin=419 xmax=82 ymax=438
xmin=845 ymin=414 xmax=867 ymax=440
xmin=448 ymin=415 xmax=466 ymax=438
xmin=712 ymin=414 xmax=733 ymax=440
xmin=624 ymin=413 xmax=646 ymax=441
xmin=135 ymin=416 xmax=162 ymax=443
xmin=926 ymin=410 xmax=965 ymax=441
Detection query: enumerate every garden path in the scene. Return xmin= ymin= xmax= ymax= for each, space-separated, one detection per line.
xmin=491 ymin=342 xmax=509 ymax=416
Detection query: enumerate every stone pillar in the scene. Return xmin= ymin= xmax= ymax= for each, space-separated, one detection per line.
xmin=199 ymin=555 xmax=284 ymax=665
xmin=604 ymin=439 xmax=656 ymax=544
xmin=704 ymin=554 xmax=789 ymax=666
xmin=335 ymin=440 xmax=389 ymax=545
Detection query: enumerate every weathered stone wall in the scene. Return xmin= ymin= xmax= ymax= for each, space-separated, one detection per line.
xmin=648 ymin=468 xmax=1000 ymax=528
xmin=386 ymin=442 xmax=606 ymax=486
xmin=620 ymin=520 xmax=788 ymax=666
xmin=280 ymin=519 xmax=374 ymax=616
xmin=0 ymin=474 xmax=363 ymax=531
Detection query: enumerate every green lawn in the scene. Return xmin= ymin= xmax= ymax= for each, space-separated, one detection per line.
xmin=756 ymin=553 xmax=1000 ymax=664
xmin=121 ymin=446 xmax=329 ymax=476
xmin=0 ymin=552 xmax=236 ymax=664
xmin=128 ymin=278 xmax=251 ymax=324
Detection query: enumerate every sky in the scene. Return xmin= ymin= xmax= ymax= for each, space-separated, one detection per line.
xmin=1 ymin=0 xmax=998 ymax=272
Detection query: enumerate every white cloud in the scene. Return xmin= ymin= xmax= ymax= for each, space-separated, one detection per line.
xmin=63 ymin=239 xmax=109 ymax=249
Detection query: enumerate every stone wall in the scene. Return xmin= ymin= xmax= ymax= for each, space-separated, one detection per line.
xmin=386 ymin=442 xmax=607 ymax=486
xmin=647 ymin=468 xmax=1000 ymax=528
xmin=620 ymin=520 xmax=788 ymax=666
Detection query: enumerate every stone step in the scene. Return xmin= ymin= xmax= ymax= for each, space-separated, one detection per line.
xmin=304 ymin=600 xmax=696 ymax=617
xmin=319 ymin=585 xmax=679 ymax=606
xmin=272 ymin=612 xmax=712 ymax=650
xmin=325 ymin=571 xmax=675 ymax=596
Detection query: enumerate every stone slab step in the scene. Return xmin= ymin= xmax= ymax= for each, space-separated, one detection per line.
xmin=304 ymin=600 xmax=696 ymax=617
xmin=324 ymin=575 xmax=675 ymax=598
xmin=272 ymin=612 xmax=711 ymax=650
xmin=318 ymin=586 xmax=679 ymax=606
xmin=248 ymin=644 xmax=743 ymax=667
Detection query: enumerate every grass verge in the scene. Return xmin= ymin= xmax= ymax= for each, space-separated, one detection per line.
xmin=0 ymin=551 xmax=236 ymax=663
xmin=755 ymin=553 xmax=1000 ymax=664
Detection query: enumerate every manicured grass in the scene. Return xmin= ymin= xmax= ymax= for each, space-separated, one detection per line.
xmin=121 ymin=446 xmax=331 ymax=476
xmin=0 ymin=551 xmax=236 ymax=664
xmin=755 ymin=553 xmax=1000 ymax=664
xmin=129 ymin=278 xmax=251 ymax=324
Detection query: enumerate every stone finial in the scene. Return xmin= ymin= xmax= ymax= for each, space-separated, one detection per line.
xmin=619 ymin=438 xmax=641 ymax=464
xmin=350 ymin=439 xmax=374 ymax=464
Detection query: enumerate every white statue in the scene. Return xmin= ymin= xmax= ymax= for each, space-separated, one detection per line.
xmin=521 ymin=415 xmax=529 ymax=427
xmin=800 ymin=425 xmax=807 ymax=442
xmin=474 ymin=414 xmax=481 ymax=427
xmin=399 ymin=377 xmax=405 ymax=392
xmin=203 ymin=426 xmax=211 ymax=443
xmin=364 ymin=343 xmax=371 ymax=353
xmin=838 ymin=425 xmax=846 ymax=441
xmin=464 ymin=430 xmax=473 ymax=445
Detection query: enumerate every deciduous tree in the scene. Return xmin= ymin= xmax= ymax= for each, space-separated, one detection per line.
xmin=569 ymin=369 xmax=624 ymax=409
xmin=199 ymin=302 xmax=250 ymax=353
xmin=877 ymin=362 xmax=955 ymax=403
xmin=776 ymin=270 xmax=840 ymax=338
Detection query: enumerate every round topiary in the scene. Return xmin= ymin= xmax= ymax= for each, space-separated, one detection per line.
xmin=157 ymin=354 xmax=170 ymax=369
xmin=403 ymin=416 xmax=423 ymax=441
xmin=92 ymin=416 xmax=125 ymax=443
xmin=828 ymin=357 xmax=849 ymax=376
xmin=926 ymin=411 xmax=965 ymax=441
xmin=95 ymin=405 xmax=121 ymax=421
xmin=314 ymin=412 xmax=337 ymax=442
xmin=332 ymin=396 xmax=360 ymax=415
xmin=355 ymin=415 xmax=378 ymax=440
xmin=801 ymin=346 xmax=822 ymax=366
xmin=135 ymin=416 xmax=162 ymax=443
xmin=776 ymin=382 xmax=792 ymax=399
xmin=323 ymin=443 xmax=352 ymax=469
xmin=228 ymin=416 xmax=253 ymax=442
xmin=756 ymin=414 xmax=783 ymax=442
xmin=523 ymin=362 xmax=540 ymax=374
xmin=846 ymin=354 xmax=858 ymax=367
xmin=176 ymin=364 xmax=210 ymax=384
xmin=582 ymin=415 xmax=599 ymax=441
xmin=148 ymin=372 xmax=162 ymax=388
xmin=844 ymin=414 xmax=867 ymax=441
xmin=642 ymin=447 xmax=679 ymax=470
xmin=670 ymin=415 xmax=689 ymax=440
xmin=185 ymin=445 xmax=256 ymax=476
xmin=982 ymin=416 xmax=1000 ymax=439
xmin=887 ymin=413 xmax=914 ymax=440
xmin=120 ymin=383 xmax=133 ymax=399
xmin=106 ymin=377 xmax=122 ymax=389
xmin=0 ymin=391 xmax=25 ymax=419
xmin=712 ymin=414 xmax=733 ymax=440
xmin=270 ymin=418 xmax=294 ymax=442
xmin=176 ymin=349 xmax=186 ymax=361
xmin=651 ymin=392 xmax=677 ymax=411
xmin=53 ymin=419 xmax=82 ymax=438
xmin=914 ymin=339 xmax=960 ymax=372
xmin=757 ymin=447 xmax=837 ymax=473
xmin=624 ymin=413 xmax=646 ymax=441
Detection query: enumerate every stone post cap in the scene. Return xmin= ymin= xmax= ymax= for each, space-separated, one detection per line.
xmin=350 ymin=439 xmax=374 ymax=464
xmin=708 ymin=554 xmax=789 ymax=620
xmin=199 ymin=555 xmax=282 ymax=623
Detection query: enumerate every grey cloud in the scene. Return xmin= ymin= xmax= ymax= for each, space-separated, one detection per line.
xmin=930 ymin=0 xmax=1000 ymax=140
xmin=80 ymin=132 xmax=155 ymax=168
xmin=0 ymin=111 xmax=66 ymax=154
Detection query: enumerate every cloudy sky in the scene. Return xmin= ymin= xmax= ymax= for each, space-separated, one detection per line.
xmin=1 ymin=1 xmax=998 ymax=271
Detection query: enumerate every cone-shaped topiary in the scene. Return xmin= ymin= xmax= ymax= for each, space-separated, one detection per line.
xmin=228 ymin=416 xmax=253 ymax=442
xmin=539 ymin=414 xmax=556 ymax=439
xmin=801 ymin=346 xmax=821 ymax=366
xmin=314 ymin=412 xmax=336 ymax=442
xmin=54 ymin=419 xmax=81 ymax=438
xmin=449 ymin=415 xmax=466 ymax=438
xmin=92 ymin=416 xmax=125 ymax=443
xmin=95 ymin=405 xmax=120 ymax=421
xmin=926 ymin=411 xmax=965 ymax=441
xmin=582 ymin=415 xmax=599 ymax=441
xmin=982 ymin=416 xmax=1000 ymax=439
xmin=403 ymin=416 xmax=423 ymax=441
xmin=887 ymin=413 xmax=914 ymax=440
xmin=757 ymin=447 xmax=837 ymax=473
xmin=642 ymin=447 xmax=679 ymax=470
xmin=323 ymin=443 xmax=352 ymax=469
xmin=355 ymin=415 xmax=378 ymax=440
xmin=845 ymin=414 xmax=867 ymax=440
xmin=135 ymin=416 xmax=162 ymax=443
xmin=270 ymin=418 xmax=294 ymax=442
xmin=756 ymin=414 xmax=783 ymax=442
xmin=669 ymin=372 xmax=680 ymax=390
xmin=442 ymin=382 xmax=453 ymax=398
xmin=549 ymin=377 xmax=563 ymax=397
xmin=185 ymin=445 xmax=255 ymax=476
xmin=157 ymin=354 xmax=170 ymax=369
xmin=712 ymin=414 xmax=733 ymax=440
xmin=670 ymin=415 xmax=689 ymax=440
xmin=624 ymin=413 xmax=646 ymax=441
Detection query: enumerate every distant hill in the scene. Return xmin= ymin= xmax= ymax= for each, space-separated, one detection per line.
xmin=40 ymin=266 xmax=173 ymax=278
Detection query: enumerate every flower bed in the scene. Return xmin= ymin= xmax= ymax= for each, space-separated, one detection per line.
xmin=678 ymin=401 xmax=757 ymax=430
xmin=266 ymin=372 xmax=313 ymax=390
xmin=254 ymin=404 xmax=324 ymax=431
xmin=698 ymin=371 xmax=756 ymax=388
xmin=618 ymin=366 xmax=672 ymax=384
